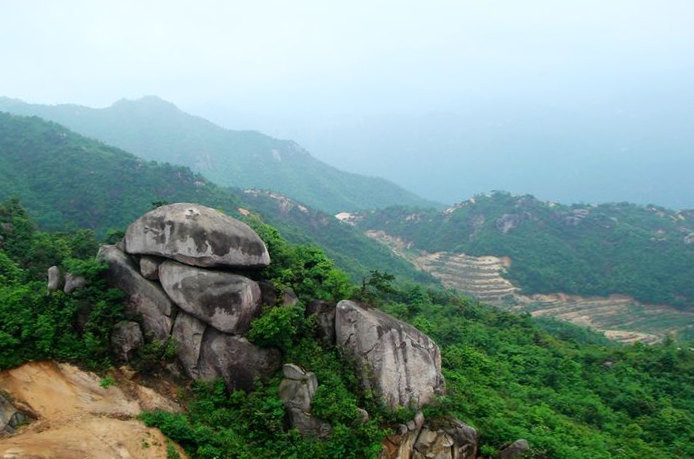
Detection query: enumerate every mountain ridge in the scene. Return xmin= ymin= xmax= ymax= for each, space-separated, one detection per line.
xmin=0 ymin=96 xmax=440 ymax=213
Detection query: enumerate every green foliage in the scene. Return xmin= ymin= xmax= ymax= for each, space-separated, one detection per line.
xmin=100 ymin=376 xmax=116 ymax=388
xmin=248 ymin=305 xmax=303 ymax=352
xmin=357 ymin=192 xmax=694 ymax=311
xmin=0 ymin=199 xmax=125 ymax=370
xmin=250 ymin=219 xmax=355 ymax=303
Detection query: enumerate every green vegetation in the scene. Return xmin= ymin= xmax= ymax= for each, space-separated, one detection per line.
xmin=0 ymin=96 xmax=438 ymax=213
xmin=1 ymin=199 xmax=693 ymax=458
xmin=0 ymin=199 xmax=125 ymax=370
xmin=0 ymin=111 xmax=432 ymax=285
xmin=357 ymin=192 xmax=694 ymax=310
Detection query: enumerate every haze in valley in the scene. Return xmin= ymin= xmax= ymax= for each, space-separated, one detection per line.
xmin=2 ymin=0 xmax=693 ymax=208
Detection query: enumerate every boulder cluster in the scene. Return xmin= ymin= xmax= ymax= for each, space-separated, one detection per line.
xmin=98 ymin=203 xmax=280 ymax=390
xmin=94 ymin=203 xmax=526 ymax=458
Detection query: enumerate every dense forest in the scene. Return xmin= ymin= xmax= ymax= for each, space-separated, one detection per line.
xmin=1 ymin=199 xmax=693 ymax=458
xmin=0 ymin=111 xmax=426 ymax=284
xmin=355 ymin=192 xmax=694 ymax=309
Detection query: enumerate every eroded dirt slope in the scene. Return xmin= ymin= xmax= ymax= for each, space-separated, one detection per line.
xmin=0 ymin=361 xmax=185 ymax=459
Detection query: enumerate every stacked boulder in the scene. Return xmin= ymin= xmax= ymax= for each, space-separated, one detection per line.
xmin=98 ymin=203 xmax=280 ymax=390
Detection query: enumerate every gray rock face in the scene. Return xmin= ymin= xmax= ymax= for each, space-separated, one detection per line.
xmin=198 ymin=329 xmax=281 ymax=391
xmin=97 ymin=245 xmax=175 ymax=339
xmin=380 ymin=416 xmax=478 ymax=459
xmin=0 ymin=393 xmax=29 ymax=435
xmin=278 ymin=364 xmax=332 ymax=438
xmin=306 ymin=300 xmax=336 ymax=345
xmin=139 ymin=255 xmax=162 ymax=280
xmin=111 ymin=321 xmax=144 ymax=361
xmin=499 ymin=439 xmax=530 ymax=459
xmin=171 ymin=312 xmax=207 ymax=379
xmin=47 ymin=266 xmax=62 ymax=291
xmin=336 ymin=300 xmax=445 ymax=410
xmin=63 ymin=273 xmax=86 ymax=293
xmin=124 ymin=203 xmax=270 ymax=268
xmin=159 ymin=260 xmax=262 ymax=334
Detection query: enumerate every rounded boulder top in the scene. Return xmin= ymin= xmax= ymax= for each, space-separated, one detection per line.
xmin=123 ymin=203 xmax=270 ymax=269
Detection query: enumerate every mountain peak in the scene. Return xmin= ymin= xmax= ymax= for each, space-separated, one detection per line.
xmin=110 ymin=95 xmax=180 ymax=112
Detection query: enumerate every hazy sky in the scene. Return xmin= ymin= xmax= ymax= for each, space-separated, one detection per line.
xmin=2 ymin=1 xmax=694 ymax=206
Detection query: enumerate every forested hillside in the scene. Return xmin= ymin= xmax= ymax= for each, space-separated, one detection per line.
xmin=0 ymin=111 xmax=426 ymax=284
xmin=1 ymin=199 xmax=693 ymax=458
xmin=0 ymin=97 xmax=438 ymax=213
xmin=355 ymin=192 xmax=694 ymax=310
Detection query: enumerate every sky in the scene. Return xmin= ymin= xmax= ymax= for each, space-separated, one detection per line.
xmin=2 ymin=0 xmax=694 ymax=207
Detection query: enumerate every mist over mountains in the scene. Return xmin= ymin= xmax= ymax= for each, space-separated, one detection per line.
xmin=0 ymin=96 xmax=437 ymax=213
xmin=222 ymin=92 xmax=694 ymax=209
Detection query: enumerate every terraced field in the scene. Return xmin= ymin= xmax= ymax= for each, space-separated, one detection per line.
xmin=365 ymin=230 xmax=694 ymax=343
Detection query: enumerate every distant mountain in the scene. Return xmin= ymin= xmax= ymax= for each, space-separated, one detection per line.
xmin=353 ymin=192 xmax=694 ymax=312
xmin=0 ymin=111 xmax=431 ymax=283
xmin=0 ymin=96 xmax=439 ymax=213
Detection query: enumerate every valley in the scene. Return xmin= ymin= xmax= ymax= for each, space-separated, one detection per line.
xmin=364 ymin=228 xmax=694 ymax=343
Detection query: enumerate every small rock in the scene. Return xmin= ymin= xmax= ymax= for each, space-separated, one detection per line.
xmin=499 ymin=439 xmax=530 ymax=459
xmin=356 ymin=408 xmax=369 ymax=424
xmin=47 ymin=266 xmax=63 ymax=291
xmin=139 ymin=255 xmax=162 ymax=280
xmin=111 ymin=321 xmax=144 ymax=362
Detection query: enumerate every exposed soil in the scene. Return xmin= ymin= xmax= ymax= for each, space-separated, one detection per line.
xmin=0 ymin=361 xmax=186 ymax=458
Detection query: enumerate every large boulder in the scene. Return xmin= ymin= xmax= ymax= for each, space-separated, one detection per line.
xmin=171 ymin=312 xmax=207 ymax=379
xmin=335 ymin=300 xmax=444 ymax=410
xmin=97 ymin=245 xmax=175 ymax=339
xmin=159 ymin=260 xmax=262 ymax=334
xmin=198 ymin=328 xmax=281 ymax=391
xmin=306 ymin=300 xmax=336 ymax=345
xmin=123 ymin=203 xmax=270 ymax=268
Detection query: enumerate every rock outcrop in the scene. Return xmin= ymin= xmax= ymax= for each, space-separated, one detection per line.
xmin=380 ymin=415 xmax=478 ymax=459
xmin=198 ymin=329 xmax=280 ymax=391
xmin=306 ymin=299 xmax=336 ymax=345
xmin=159 ymin=260 xmax=262 ymax=334
xmin=0 ymin=392 xmax=31 ymax=435
xmin=46 ymin=266 xmax=62 ymax=292
xmin=111 ymin=321 xmax=144 ymax=362
xmin=336 ymin=300 xmax=444 ymax=410
xmin=499 ymin=439 xmax=530 ymax=458
xmin=278 ymin=364 xmax=332 ymax=437
xmin=171 ymin=312 xmax=207 ymax=379
xmin=97 ymin=245 xmax=175 ymax=339
xmin=99 ymin=204 xmax=280 ymax=390
xmin=63 ymin=272 xmax=87 ymax=294
xmin=138 ymin=255 xmax=162 ymax=280
xmin=124 ymin=203 xmax=270 ymax=268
